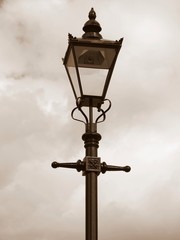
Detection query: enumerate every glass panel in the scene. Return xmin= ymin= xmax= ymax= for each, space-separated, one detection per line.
xmin=78 ymin=50 xmax=105 ymax=67
xmin=65 ymin=48 xmax=81 ymax=99
xmin=74 ymin=46 xmax=116 ymax=69
xmin=67 ymin=66 xmax=81 ymax=99
xmin=78 ymin=67 xmax=108 ymax=96
xmin=66 ymin=48 xmax=75 ymax=67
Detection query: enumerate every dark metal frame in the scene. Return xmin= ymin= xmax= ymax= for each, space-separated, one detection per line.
xmin=63 ymin=35 xmax=123 ymax=108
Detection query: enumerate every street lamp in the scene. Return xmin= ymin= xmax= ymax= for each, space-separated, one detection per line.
xmin=52 ymin=8 xmax=130 ymax=240
xmin=63 ymin=8 xmax=123 ymax=109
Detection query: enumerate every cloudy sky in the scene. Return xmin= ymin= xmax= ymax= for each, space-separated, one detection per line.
xmin=0 ymin=0 xmax=180 ymax=239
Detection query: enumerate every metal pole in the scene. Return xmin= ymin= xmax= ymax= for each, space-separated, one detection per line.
xmin=82 ymin=106 xmax=101 ymax=240
xmin=86 ymin=170 xmax=98 ymax=240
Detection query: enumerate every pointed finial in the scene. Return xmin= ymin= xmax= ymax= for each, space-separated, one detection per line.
xmin=82 ymin=8 xmax=102 ymax=39
xmin=89 ymin=8 xmax=96 ymax=20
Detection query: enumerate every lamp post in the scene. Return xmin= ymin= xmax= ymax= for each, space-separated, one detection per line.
xmin=51 ymin=8 xmax=131 ymax=240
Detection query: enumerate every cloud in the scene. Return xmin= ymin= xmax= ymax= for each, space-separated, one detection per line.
xmin=0 ymin=1 xmax=180 ymax=240
xmin=0 ymin=0 xmax=69 ymax=81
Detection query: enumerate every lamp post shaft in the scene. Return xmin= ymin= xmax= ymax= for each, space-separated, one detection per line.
xmin=82 ymin=107 xmax=101 ymax=240
xmin=86 ymin=172 xmax=98 ymax=240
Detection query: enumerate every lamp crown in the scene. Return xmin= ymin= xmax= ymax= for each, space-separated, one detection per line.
xmin=82 ymin=8 xmax=102 ymax=39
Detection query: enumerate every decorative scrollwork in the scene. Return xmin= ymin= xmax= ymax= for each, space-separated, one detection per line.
xmin=71 ymin=98 xmax=111 ymax=125
xmin=71 ymin=107 xmax=88 ymax=124
xmin=95 ymin=99 xmax=111 ymax=123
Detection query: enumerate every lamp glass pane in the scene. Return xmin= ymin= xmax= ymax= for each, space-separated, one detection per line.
xmin=78 ymin=68 xmax=108 ymax=96
xmin=66 ymin=47 xmax=75 ymax=67
xmin=74 ymin=46 xmax=116 ymax=69
xmin=66 ymin=49 xmax=81 ymax=98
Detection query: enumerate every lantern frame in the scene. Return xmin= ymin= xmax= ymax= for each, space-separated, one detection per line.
xmin=63 ymin=35 xmax=123 ymax=108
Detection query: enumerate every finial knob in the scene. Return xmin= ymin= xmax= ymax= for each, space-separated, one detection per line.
xmin=82 ymin=8 xmax=102 ymax=39
xmin=89 ymin=8 xmax=96 ymax=20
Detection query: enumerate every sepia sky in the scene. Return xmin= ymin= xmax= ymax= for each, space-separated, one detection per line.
xmin=0 ymin=0 xmax=180 ymax=239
